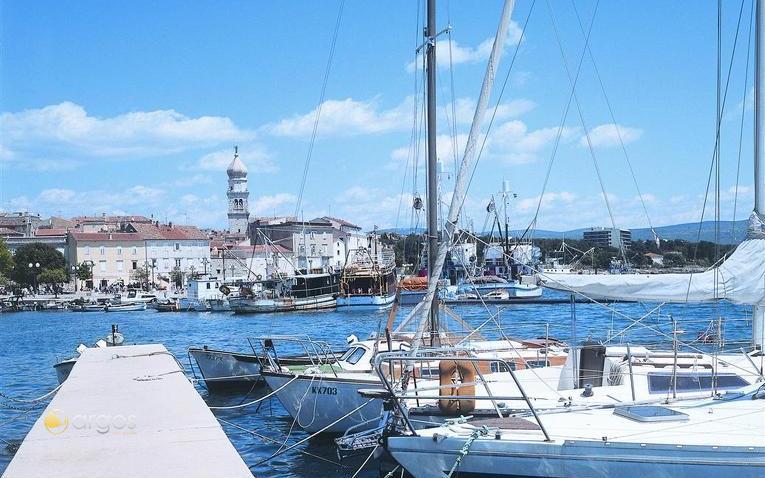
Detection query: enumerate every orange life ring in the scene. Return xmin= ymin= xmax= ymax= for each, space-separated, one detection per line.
xmin=438 ymin=360 xmax=476 ymax=414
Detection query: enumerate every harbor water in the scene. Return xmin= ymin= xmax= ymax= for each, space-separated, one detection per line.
xmin=0 ymin=291 xmax=755 ymax=477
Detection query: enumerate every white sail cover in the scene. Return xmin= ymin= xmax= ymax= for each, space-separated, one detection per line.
xmin=542 ymin=213 xmax=765 ymax=306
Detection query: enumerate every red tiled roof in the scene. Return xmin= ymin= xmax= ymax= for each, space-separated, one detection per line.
xmin=71 ymin=215 xmax=152 ymax=224
xmin=0 ymin=227 xmax=23 ymax=237
xmin=69 ymin=232 xmax=143 ymax=241
xmin=127 ymin=222 xmax=209 ymax=241
xmin=35 ymin=228 xmax=67 ymax=237
xmin=321 ymin=216 xmax=360 ymax=228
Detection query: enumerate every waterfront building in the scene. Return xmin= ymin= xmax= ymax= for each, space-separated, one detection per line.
xmin=66 ymin=231 xmax=144 ymax=289
xmin=227 ymin=147 xmax=250 ymax=236
xmin=125 ymin=222 xmax=210 ymax=285
xmin=209 ymin=244 xmax=295 ymax=281
xmin=249 ymin=216 xmax=380 ymax=272
xmin=0 ymin=212 xmax=69 ymax=258
xmin=67 ymin=222 xmax=210 ymax=290
xmin=583 ymin=227 xmax=632 ymax=249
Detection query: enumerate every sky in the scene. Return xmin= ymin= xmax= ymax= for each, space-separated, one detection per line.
xmin=0 ymin=0 xmax=758 ymax=233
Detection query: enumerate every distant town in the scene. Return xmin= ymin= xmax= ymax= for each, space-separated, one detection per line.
xmin=0 ymin=148 xmax=741 ymax=296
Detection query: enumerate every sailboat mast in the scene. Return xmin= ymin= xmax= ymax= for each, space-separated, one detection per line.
xmin=757 ymin=0 xmax=765 ymax=216
xmin=754 ymin=0 xmax=765 ymax=350
xmin=425 ymin=0 xmax=440 ymax=346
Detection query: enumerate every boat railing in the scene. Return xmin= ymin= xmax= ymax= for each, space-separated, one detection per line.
xmin=372 ymin=348 xmax=552 ymax=441
xmin=247 ymin=335 xmax=343 ymax=378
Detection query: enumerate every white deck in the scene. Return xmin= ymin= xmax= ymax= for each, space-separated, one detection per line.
xmin=3 ymin=344 xmax=252 ymax=478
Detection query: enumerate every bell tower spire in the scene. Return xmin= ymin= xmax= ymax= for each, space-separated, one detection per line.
xmin=226 ymin=145 xmax=249 ymax=235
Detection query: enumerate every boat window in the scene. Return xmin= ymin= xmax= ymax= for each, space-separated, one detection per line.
xmin=614 ymin=405 xmax=688 ymax=423
xmin=344 ymin=347 xmax=367 ymax=365
xmin=490 ymin=361 xmax=516 ymax=373
xmin=647 ymin=372 xmax=749 ymax=394
xmin=526 ymin=360 xmax=549 ymax=369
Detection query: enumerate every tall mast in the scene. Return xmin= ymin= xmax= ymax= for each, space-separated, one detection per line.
xmin=754 ymin=0 xmax=765 ymax=350
xmin=757 ymin=0 xmax=765 ymax=216
xmin=425 ymin=0 xmax=440 ymax=346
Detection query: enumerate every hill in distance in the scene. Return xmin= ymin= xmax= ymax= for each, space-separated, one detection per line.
xmin=381 ymin=220 xmax=750 ymax=244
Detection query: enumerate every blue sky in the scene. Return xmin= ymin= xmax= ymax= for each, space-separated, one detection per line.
xmin=0 ymin=0 xmax=757 ymax=232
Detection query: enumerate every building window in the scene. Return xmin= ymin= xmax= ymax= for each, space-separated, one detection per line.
xmin=85 ymin=246 xmax=90 ymax=256
xmin=132 ymin=247 xmax=137 ymax=255
xmin=117 ymin=247 xmax=122 ymax=255
xmin=175 ymin=259 xmax=181 ymax=268
xmin=100 ymin=246 xmax=105 ymax=255
xmin=311 ymin=245 xmax=316 ymax=255
xmin=99 ymin=260 xmax=106 ymax=272
xmin=117 ymin=260 xmax=124 ymax=272
xmin=175 ymin=243 xmax=180 ymax=251
xmin=206 ymin=283 xmax=211 ymax=289
xmin=132 ymin=261 xmax=138 ymax=270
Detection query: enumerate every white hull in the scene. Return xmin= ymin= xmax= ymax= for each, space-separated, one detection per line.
xmin=261 ymin=372 xmax=383 ymax=433
xmin=336 ymin=293 xmax=396 ymax=310
xmin=230 ymin=294 xmax=336 ymax=313
xmin=462 ymin=281 xmax=543 ymax=298
xmin=388 ymin=435 xmax=765 ymax=478
xmin=178 ymin=298 xmax=210 ymax=312
xmin=189 ymin=348 xmax=262 ymax=390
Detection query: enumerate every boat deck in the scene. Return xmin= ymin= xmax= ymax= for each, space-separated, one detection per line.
xmin=3 ymin=344 xmax=252 ymax=477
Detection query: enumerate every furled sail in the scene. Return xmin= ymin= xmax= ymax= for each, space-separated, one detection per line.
xmin=541 ymin=212 xmax=765 ymax=306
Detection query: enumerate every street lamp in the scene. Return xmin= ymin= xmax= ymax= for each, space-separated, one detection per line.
xmin=28 ymin=262 xmax=40 ymax=294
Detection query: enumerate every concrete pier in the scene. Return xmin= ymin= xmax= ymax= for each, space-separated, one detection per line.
xmin=3 ymin=344 xmax=252 ymax=477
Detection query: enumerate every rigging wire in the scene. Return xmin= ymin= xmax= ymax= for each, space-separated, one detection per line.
xmin=293 ymin=0 xmax=346 ymax=217
xmin=569 ymin=0 xmax=658 ymax=244
xmin=733 ymin=0 xmax=756 ymax=242
xmin=693 ymin=0 xmax=748 ymax=254
xmin=545 ymin=0 xmax=629 ymax=269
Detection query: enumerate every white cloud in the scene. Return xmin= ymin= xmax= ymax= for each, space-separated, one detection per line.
xmin=406 ymin=22 xmax=524 ymax=72
xmin=488 ymin=121 xmax=579 ymax=164
xmin=447 ymin=97 xmax=535 ymax=125
xmin=580 ymin=123 xmax=642 ymax=148
xmin=0 ymin=102 xmax=254 ymax=160
xmin=192 ymin=145 xmax=277 ymax=173
xmin=251 ymin=193 xmax=297 ymax=215
xmin=266 ymin=97 xmax=411 ymax=138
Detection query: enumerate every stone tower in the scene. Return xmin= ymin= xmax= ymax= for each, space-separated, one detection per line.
xmin=227 ymin=146 xmax=249 ymax=235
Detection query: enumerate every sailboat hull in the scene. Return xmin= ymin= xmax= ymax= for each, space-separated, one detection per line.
xmin=230 ymin=294 xmax=337 ymax=313
xmin=261 ymin=371 xmax=384 ymax=433
xmin=387 ymin=436 xmax=765 ymax=478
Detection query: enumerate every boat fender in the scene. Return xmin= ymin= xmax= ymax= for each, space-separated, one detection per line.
xmin=438 ymin=360 xmax=476 ymax=414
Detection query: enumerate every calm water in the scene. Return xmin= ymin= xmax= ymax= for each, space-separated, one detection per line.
xmin=0 ymin=291 xmax=755 ymax=476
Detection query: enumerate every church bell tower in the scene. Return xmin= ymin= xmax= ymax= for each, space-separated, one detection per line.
xmin=226 ymin=146 xmax=249 ymax=235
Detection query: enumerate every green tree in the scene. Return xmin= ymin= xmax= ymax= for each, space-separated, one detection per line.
xmin=75 ymin=262 xmax=93 ymax=282
xmin=170 ymin=266 xmax=184 ymax=288
xmin=132 ymin=265 xmax=150 ymax=290
xmin=0 ymin=239 xmax=13 ymax=284
xmin=37 ymin=268 xmax=68 ymax=297
xmin=11 ymin=243 xmax=66 ymax=291
xmin=663 ymin=251 xmax=687 ymax=268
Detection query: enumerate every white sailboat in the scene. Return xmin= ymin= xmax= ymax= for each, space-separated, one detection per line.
xmin=380 ymin=0 xmax=765 ymax=475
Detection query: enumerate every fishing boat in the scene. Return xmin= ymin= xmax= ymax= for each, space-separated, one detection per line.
xmin=189 ymin=337 xmax=348 ymax=391
xmin=53 ymin=325 xmax=125 ymax=384
xmin=457 ymin=274 xmax=542 ymax=299
xmin=228 ymin=272 xmax=339 ymax=313
xmin=337 ymin=246 xmax=397 ymax=310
